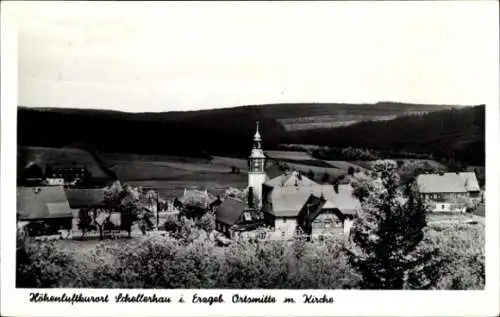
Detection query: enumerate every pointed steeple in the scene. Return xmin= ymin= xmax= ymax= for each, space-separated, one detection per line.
xmin=253 ymin=121 xmax=262 ymax=145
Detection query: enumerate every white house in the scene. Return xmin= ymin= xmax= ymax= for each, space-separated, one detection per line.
xmin=416 ymin=172 xmax=481 ymax=212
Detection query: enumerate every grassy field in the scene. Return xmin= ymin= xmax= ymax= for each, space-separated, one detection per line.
xmin=266 ymin=150 xmax=315 ymax=160
xmin=103 ymin=150 xmax=372 ymax=196
xmin=277 ymin=114 xmax=399 ymax=131
xmin=104 ymin=153 xmax=248 ymax=198
xmin=324 ymin=160 xmax=367 ymax=171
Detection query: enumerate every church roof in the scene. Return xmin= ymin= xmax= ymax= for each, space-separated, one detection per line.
xmin=264 ymin=171 xmax=318 ymax=188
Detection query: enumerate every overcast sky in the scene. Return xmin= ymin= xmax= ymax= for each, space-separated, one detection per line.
xmin=17 ymin=1 xmax=496 ymax=112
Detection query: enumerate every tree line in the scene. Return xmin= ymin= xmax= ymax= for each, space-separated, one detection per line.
xmin=18 ymin=105 xmax=483 ymax=167
xmin=285 ymin=106 xmax=485 ymax=166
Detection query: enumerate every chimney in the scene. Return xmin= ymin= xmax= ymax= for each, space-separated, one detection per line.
xmin=333 ymin=183 xmax=339 ymax=193
xmin=248 ymin=187 xmax=254 ymax=209
xmin=34 ymin=187 xmax=40 ymax=194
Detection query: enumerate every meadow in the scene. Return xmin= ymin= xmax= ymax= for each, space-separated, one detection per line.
xmin=102 ymin=149 xmax=373 ymax=197
xmin=102 ymin=152 xmax=248 ymax=198
xmin=100 ymin=149 xmax=453 ymax=197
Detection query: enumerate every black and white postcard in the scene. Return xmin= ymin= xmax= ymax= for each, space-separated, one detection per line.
xmin=1 ymin=1 xmax=499 ymax=316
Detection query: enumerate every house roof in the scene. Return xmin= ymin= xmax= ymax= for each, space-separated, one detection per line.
xmin=299 ymin=194 xmax=327 ymax=221
xmin=459 ymin=172 xmax=480 ymax=192
xmin=65 ymin=188 xmax=106 ymax=209
xmin=215 ymin=198 xmax=246 ymax=226
xmin=416 ymin=172 xmax=480 ymax=193
xmin=265 ymin=171 xmax=318 ymax=188
xmin=17 ymin=186 xmax=73 ymax=220
xmin=324 ymin=184 xmax=362 ymax=216
xmin=268 ymin=183 xmax=361 ymax=218
xmin=265 ymin=165 xmax=284 ymax=181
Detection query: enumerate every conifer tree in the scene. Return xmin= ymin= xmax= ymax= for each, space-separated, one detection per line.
xmin=346 ymin=160 xmax=441 ymax=289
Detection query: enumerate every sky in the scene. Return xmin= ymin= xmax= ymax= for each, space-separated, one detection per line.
xmin=16 ymin=1 xmax=497 ymax=112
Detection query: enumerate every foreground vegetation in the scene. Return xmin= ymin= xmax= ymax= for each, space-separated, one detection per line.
xmin=16 ymin=220 xmax=484 ymax=289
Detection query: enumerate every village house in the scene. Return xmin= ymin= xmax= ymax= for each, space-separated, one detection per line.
xmin=214 ymin=122 xmax=362 ymax=240
xmin=416 ymin=172 xmax=481 ymax=212
xmin=214 ymin=197 xmax=263 ymax=239
xmin=17 ymin=186 xmax=73 ymax=236
xmin=262 ymin=172 xmax=361 ymax=239
xmin=17 ymin=146 xmax=116 ymax=188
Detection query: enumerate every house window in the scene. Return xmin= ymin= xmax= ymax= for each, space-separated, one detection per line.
xmin=441 ymin=205 xmax=445 ymax=209
xmin=244 ymin=212 xmax=252 ymax=221
xmin=283 ymin=218 xmax=287 ymax=223
xmin=324 ymin=219 xmax=332 ymax=228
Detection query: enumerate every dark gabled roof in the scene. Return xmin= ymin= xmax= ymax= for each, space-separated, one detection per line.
xmin=209 ymin=197 xmax=223 ymax=207
xmin=65 ymin=188 xmax=106 ymax=209
xmin=299 ymin=193 xmax=327 ymax=222
xmin=17 ymin=186 xmax=73 ymax=220
xmin=215 ymin=197 xmax=246 ymax=226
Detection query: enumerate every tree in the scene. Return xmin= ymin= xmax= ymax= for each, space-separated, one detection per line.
xmin=321 ymin=172 xmax=330 ymax=183
xmin=306 ymin=169 xmax=315 ymax=180
xmin=350 ymin=172 xmax=374 ymax=202
xmin=77 ymin=208 xmax=93 ymax=238
xmin=347 ymin=166 xmax=355 ymax=175
xmin=197 ymin=213 xmax=216 ymax=233
xmin=346 ymin=160 xmax=440 ymax=289
xmin=103 ymin=183 xmax=156 ymax=238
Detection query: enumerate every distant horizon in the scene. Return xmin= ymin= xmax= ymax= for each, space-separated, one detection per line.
xmin=18 ymin=100 xmax=478 ymax=114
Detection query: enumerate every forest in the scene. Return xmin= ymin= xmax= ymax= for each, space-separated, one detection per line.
xmin=17 ymin=104 xmax=484 ymax=166
xmin=286 ymin=105 xmax=485 ymax=166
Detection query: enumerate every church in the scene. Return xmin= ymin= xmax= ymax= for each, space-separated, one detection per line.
xmin=215 ymin=122 xmax=362 ymax=240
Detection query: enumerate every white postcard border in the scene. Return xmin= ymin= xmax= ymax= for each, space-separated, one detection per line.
xmin=1 ymin=2 xmax=499 ymax=316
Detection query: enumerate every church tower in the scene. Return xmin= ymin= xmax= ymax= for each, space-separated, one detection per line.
xmin=248 ymin=121 xmax=266 ymax=209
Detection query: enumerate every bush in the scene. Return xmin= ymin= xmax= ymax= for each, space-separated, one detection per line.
xmin=196 ymin=213 xmax=216 ymax=233
xmin=16 ymin=238 xmax=84 ymax=288
xmin=423 ymin=224 xmax=484 ymax=289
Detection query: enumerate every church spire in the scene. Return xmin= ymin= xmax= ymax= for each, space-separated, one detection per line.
xmin=248 ymin=120 xmax=266 ymax=210
xmin=253 ymin=121 xmax=262 ymax=146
